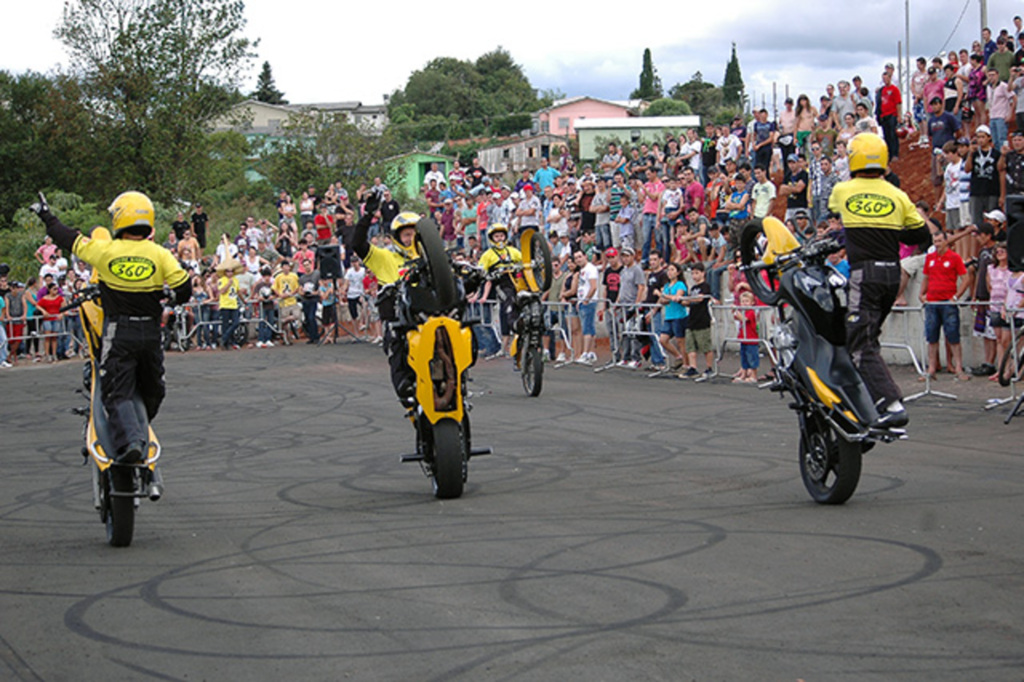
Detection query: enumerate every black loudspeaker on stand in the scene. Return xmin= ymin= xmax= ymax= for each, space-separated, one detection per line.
xmin=319 ymin=245 xmax=343 ymax=279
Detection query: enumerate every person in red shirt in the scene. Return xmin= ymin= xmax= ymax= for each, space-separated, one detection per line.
xmin=878 ymin=71 xmax=903 ymax=162
xmin=36 ymin=283 xmax=65 ymax=363
xmin=920 ymin=230 xmax=969 ymax=379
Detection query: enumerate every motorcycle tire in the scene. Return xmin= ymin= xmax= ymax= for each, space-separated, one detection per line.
xmin=738 ymin=219 xmax=781 ymax=306
xmin=522 ymin=344 xmax=544 ymax=397
xmin=799 ymin=413 xmax=862 ymax=505
xmin=431 ymin=418 xmax=465 ymax=500
xmin=232 ymin=322 xmax=249 ymax=346
xmin=105 ymin=466 xmax=136 ymax=547
xmin=522 ymin=227 xmax=554 ymax=293
xmin=415 ymin=217 xmax=458 ymax=311
xmin=162 ymin=328 xmax=173 ymax=352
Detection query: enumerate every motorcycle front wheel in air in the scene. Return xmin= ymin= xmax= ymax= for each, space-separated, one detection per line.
xmin=798 ymin=413 xmax=862 ymax=505
xmin=431 ymin=418 xmax=466 ymax=500
xmin=104 ymin=466 xmax=136 ymax=547
xmin=522 ymin=344 xmax=543 ymax=397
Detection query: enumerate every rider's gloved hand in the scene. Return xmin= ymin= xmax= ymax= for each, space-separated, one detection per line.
xmin=29 ymin=192 xmax=51 ymax=218
xmin=362 ymin=188 xmax=381 ymax=217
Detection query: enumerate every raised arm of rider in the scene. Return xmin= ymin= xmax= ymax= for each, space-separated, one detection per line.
xmin=351 ymin=193 xmax=380 ymax=260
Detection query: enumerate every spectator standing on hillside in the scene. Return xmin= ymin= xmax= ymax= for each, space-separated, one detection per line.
xmin=965 ymin=124 xmax=1001 ymax=228
xmin=878 ymin=71 xmax=903 ymax=161
xmin=191 ymin=203 xmax=208 ymax=252
xmin=986 ymin=66 xmax=1016 ymax=152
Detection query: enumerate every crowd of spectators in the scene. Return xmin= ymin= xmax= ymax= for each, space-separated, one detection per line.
xmin=6 ymin=18 xmax=1024 ymax=386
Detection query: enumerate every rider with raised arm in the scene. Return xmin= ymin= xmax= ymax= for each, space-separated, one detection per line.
xmin=827 ymin=133 xmax=930 ymax=428
xmin=350 ymin=190 xmax=426 ymax=404
xmin=31 ymin=191 xmax=192 ymax=462
xmin=471 ymin=223 xmax=522 ymax=357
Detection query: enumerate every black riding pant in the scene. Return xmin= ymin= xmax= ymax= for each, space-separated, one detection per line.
xmin=383 ymin=322 xmax=414 ymax=401
xmin=846 ymin=262 xmax=902 ymax=405
xmin=100 ymin=316 xmax=165 ymax=453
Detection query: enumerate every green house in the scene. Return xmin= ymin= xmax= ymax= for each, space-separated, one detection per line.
xmin=383 ymin=151 xmax=456 ymax=201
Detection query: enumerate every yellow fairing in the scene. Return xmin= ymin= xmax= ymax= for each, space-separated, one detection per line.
xmin=519 ymin=227 xmax=541 ymax=293
xmin=806 ymin=368 xmax=840 ymax=408
xmin=761 ymin=217 xmax=800 ymax=266
xmin=407 ymin=316 xmax=473 ymax=423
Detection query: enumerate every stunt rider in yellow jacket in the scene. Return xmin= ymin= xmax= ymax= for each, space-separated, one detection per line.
xmin=32 ymin=191 xmax=192 ymax=463
xmin=470 ymin=223 xmax=522 ymax=356
xmin=349 ymin=189 xmax=428 ymax=404
xmin=827 ymin=133 xmax=930 ymax=428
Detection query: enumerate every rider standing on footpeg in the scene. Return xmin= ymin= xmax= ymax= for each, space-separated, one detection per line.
xmin=827 ymin=133 xmax=930 ymax=428
xmin=31 ymin=191 xmax=191 ymax=462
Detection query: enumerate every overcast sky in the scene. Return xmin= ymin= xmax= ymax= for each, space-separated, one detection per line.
xmin=4 ymin=0 xmax=1022 ymax=113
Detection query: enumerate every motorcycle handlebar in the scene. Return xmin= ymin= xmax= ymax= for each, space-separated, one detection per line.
xmin=60 ymin=284 xmax=101 ymax=312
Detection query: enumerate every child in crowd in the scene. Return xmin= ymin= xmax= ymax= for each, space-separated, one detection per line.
xmin=734 ymin=288 xmax=760 ymax=383
xmin=680 ymin=263 xmax=717 ymax=380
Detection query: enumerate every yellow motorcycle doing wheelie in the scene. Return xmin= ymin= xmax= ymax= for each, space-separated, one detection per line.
xmin=65 ymin=228 xmax=164 ymax=546
xmin=505 ymin=227 xmax=554 ymax=396
xmin=391 ymin=218 xmax=491 ymax=499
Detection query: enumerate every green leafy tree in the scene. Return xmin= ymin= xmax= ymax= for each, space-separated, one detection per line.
xmin=252 ymin=61 xmax=287 ymax=104
xmin=387 ymin=48 xmax=542 ymax=143
xmin=263 ymin=111 xmax=405 ymax=200
xmin=55 ymin=0 xmax=257 ymax=204
xmin=722 ymin=43 xmax=745 ymax=108
xmin=630 ymin=48 xmax=663 ymax=101
xmin=643 ymin=98 xmax=693 ymax=116
xmin=669 ymin=71 xmax=723 ymax=121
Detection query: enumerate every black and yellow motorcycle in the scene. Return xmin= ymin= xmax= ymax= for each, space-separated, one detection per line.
xmin=394 ymin=219 xmax=490 ymax=499
xmin=64 ymin=228 xmax=163 ymax=546
xmin=740 ymin=217 xmax=905 ymax=505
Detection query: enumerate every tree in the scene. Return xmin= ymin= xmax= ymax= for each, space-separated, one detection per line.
xmin=252 ymin=61 xmax=287 ymax=104
xmin=722 ymin=43 xmax=745 ymax=108
xmin=262 ymin=111 xmax=405 ymax=200
xmin=387 ymin=48 xmax=543 ymax=143
xmin=643 ymin=98 xmax=693 ymax=117
xmin=669 ymin=71 xmax=723 ymax=121
xmin=55 ymin=0 xmax=256 ymax=203
xmin=630 ymin=48 xmax=663 ymax=101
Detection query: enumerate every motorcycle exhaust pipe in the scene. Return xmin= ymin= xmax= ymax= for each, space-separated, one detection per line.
xmin=147 ymin=466 xmax=163 ymax=502
xmin=90 ymin=463 xmax=101 ymax=510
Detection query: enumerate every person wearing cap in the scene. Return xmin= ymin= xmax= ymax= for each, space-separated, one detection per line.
xmin=828 ymin=133 xmax=930 ymax=429
xmin=965 ymin=124 xmax=1001 ymax=229
xmin=515 ymin=183 xmax=541 ymax=234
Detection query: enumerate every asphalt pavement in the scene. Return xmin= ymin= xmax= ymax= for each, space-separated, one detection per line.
xmin=1 ymin=343 xmax=1022 ymax=681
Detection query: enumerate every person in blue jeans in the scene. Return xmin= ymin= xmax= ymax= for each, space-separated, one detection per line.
xmin=658 ymin=262 xmax=689 ymax=369
xmin=642 ymin=252 xmax=669 ymax=368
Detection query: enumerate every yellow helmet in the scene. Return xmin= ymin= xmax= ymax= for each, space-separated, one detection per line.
xmin=848 ymin=133 xmax=888 ymax=174
xmin=108 ymin=191 xmax=155 ymax=238
xmin=487 ymin=223 xmax=509 ymax=240
xmin=390 ymin=211 xmax=420 ymax=236
xmin=389 ymin=211 xmax=420 ymax=259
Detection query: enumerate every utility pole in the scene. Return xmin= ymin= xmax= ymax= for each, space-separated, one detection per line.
xmin=980 ymin=0 xmax=988 ymax=34
xmin=905 ymin=0 xmax=911 ymax=98
xmin=898 ymin=41 xmax=904 ymax=106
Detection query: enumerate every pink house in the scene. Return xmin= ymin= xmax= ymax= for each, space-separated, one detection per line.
xmin=534 ymin=96 xmax=637 ymax=138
